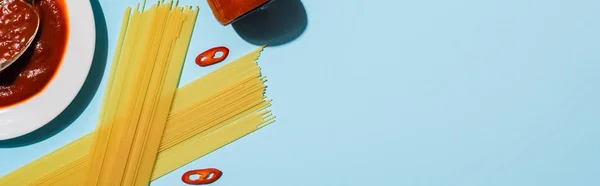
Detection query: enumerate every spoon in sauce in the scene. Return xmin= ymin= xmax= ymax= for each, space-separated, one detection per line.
xmin=0 ymin=0 xmax=40 ymax=72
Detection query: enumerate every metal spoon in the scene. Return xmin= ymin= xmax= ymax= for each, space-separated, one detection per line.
xmin=0 ymin=0 xmax=40 ymax=72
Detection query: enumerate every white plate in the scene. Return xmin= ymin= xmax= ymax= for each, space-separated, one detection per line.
xmin=0 ymin=0 xmax=96 ymax=140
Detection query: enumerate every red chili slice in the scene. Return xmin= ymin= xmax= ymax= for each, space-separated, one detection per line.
xmin=182 ymin=168 xmax=223 ymax=185
xmin=196 ymin=46 xmax=230 ymax=67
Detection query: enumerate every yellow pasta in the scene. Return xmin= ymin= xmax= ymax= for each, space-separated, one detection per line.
xmin=0 ymin=0 xmax=275 ymax=185
xmin=85 ymin=1 xmax=199 ymax=185
xmin=0 ymin=46 xmax=272 ymax=185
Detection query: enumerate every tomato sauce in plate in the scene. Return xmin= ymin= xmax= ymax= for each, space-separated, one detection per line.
xmin=0 ymin=0 xmax=39 ymax=64
xmin=0 ymin=0 xmax=69 ymax=108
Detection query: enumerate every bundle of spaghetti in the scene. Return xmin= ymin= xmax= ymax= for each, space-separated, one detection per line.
xmin=0 ymin=46 xmax=274 ymax=186
xmin=85 ymin=1 xmax=199 ymax=185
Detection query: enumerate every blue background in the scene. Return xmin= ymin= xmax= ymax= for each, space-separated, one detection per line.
xmin=2 ymin=0 xmax=600 ymax=185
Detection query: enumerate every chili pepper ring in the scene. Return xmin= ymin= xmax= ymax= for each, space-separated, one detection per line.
xmin=182 ymin=168 xmax=223 ymax=185
xmin=196 ymin=46 xmax=230 ymax=67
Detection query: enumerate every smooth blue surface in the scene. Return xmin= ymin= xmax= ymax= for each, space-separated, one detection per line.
xmin=2 ymin=0 xmax=600 ymax=185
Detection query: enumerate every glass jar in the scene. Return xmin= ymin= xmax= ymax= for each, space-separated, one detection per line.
xmin=207 ymin=0 xmax=274 ymax=25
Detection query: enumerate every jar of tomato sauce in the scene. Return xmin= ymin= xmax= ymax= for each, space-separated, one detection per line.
xmin=207 ymin=0 xmax=274 ymax=25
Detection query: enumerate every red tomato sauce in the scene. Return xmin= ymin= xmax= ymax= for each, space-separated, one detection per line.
xmin=0 ymin=0 xmax=39 ymax=64
xmin=207 ymin=0 xmax=270 ymax=25
xmin=0 ymin=0 xmax=69 ymax=108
